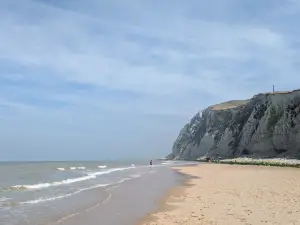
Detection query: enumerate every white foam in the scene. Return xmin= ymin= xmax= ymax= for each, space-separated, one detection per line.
xmin=118 ymin=178 xmax=132 ymax=183
xmin=57 ymin=166 xmax=86 ymax=170
xmin=21 ymin=184 xmax=109 ymax=204
xmin=76 ymin=167 xmax=86 ymax=170
xmin=97 ymin=165 xmax=107 ymax=169
xmin=0 ymin=197 xmax=11 ymax=202
xmin=10 ymin=166 xmax=135 ymax=191
xmin=21 ymin=174 xmax=140 ymax=205
xmin=8 ymin=163 xmax=195 ymax=193
xmin=11 ymin=174 xmax=97 ymax=190
xmin=88 ymin=166 xmax=133 ymax=177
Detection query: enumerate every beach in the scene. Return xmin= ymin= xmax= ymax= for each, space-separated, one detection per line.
xmin=140 ymin=164 xmax=300 ymax=225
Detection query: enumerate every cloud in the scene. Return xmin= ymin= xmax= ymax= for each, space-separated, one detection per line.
xmin=1 ymin=0 xmax=300 ymax=160
xmin=274 ymin=0 xmax=300 ymax=15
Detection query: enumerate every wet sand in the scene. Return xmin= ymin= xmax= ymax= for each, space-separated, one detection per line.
xmin=140 ymin=164 xmax=300 ymax=225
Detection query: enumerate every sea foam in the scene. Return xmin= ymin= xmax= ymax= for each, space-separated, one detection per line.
xmin=20 ymin=184 xmax=109 ymax=204
xmin=97 ymin=165 xmax=107 ymax=169
xmin=8 ymin=166 xmax=135 ymax=191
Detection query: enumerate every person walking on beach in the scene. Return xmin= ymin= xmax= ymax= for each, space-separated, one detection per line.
xmin=150 ymin=160 xmax=153 ymax=168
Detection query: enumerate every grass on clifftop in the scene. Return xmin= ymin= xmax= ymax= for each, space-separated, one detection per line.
xmin=210 ymin=100 xmax=249 ymax=110
xmin=261 ymin=91 xmax=293 ymax=95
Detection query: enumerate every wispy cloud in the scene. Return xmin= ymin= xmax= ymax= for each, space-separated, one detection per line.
xmin=1 ymin=0 xmax=300 ymax=160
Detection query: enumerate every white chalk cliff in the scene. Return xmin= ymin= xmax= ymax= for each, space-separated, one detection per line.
xmin=167 ymin=90 xmax=300 ymax=160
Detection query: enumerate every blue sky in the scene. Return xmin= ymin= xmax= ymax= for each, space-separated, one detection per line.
xmin=1 ymin=0 xmax=300 ymax=161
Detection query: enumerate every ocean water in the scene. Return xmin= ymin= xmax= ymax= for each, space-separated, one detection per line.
xmin=0 ymin=160 xmax=193 ymax=225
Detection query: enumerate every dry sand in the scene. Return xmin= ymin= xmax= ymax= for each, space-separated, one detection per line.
xmin=140 ymin=164 xmax=300 ymax=225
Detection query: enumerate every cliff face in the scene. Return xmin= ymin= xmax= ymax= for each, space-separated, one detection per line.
xmin=168 ymin=90 xmax=300 ymax=160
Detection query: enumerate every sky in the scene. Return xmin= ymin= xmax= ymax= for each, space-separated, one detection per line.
xmin=1 ymin=0 xmax=300 ymax=161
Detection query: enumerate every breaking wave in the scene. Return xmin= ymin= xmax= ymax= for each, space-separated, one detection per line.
xmin=20 ymin=184 xmax=109 ymax=204
xmin=4 ymin=166 xmax=135 ymax=192
xmin=97 ymin=165 xmax=107 ymax=169
xmin=57 ymin=166 xmax=86 ymax=171
xmin=20 ymin=175 xmax=138 ymax=205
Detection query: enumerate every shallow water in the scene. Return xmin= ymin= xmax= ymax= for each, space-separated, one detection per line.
xmin=0 ymin=160 xmax=195 ymax=225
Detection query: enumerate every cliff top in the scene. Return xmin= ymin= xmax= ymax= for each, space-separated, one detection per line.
xmin=257 ymin=89 xmax=300 ymax=95
xmin=207 ymin=89 xmax=300 ymax=111
xmin=210 ymin=100 xmax=249 ymax=110
xmin=258 ymin=91 xmax=293 ymax=95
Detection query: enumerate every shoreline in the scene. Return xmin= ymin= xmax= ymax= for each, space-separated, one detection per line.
xmin=137 ymin=168 xmax=195 ymax=225
xmin=139 ymin=164 xmax=300 ymax=225
xmin=138 ymin=166 xmax=198 ymax=225
xmin=0 ymin=161 xmax=196 ymax=225
xmin=47 ymin=166 xmax=186 ymax=225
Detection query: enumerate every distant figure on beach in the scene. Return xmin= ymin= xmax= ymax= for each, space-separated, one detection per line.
xmin=150 ymin=160 xmax=153 ymax=167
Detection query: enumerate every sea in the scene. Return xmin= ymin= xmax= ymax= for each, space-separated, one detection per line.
xmin=0 ymin=160 xmax=195 ymax=225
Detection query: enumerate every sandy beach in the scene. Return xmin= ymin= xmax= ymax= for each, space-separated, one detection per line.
xmin=140 ymin=164 xmax=300 ymax=225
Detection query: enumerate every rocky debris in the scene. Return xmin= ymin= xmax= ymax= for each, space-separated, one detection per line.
xmin=220 ymin=157 xmax=300 ymax=167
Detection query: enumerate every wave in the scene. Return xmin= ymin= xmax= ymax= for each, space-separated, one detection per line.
xmin=9 ymin=175 xmax=97 ymax=190
xmin=97 ymin=165 xmax=107 ymax=169
xmin=2 ymin=163 xmax=194 ymax=194
xmin=6 ymin=166 xmax=135 ymax=192
xmin=118 ymin=177 xmax=132 ymax=183
xmin=20 ymin=183 xmax=109 ymax=204
xmin=57 ymin=167 xmax=86 ymax=171
xmin=87 ymin=166 xmax=133 ymax=177
xmin=0 ymin=197 xmax=11 ymax=202
xmin=20 ymin=176 xmax=137 ymax=205
xmin=77 ymin=167 xmax=86 ymax=170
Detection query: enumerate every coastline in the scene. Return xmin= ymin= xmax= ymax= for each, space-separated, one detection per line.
xmin=139 ymin=164 xmax=300 ymax=225
xmin=137 ymin=167 xmax=194 ymax=225
xmin=48 ymin=165 xmax=186 ymax=225
xmin=0 ymin=161 xmax=195 ymax=225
